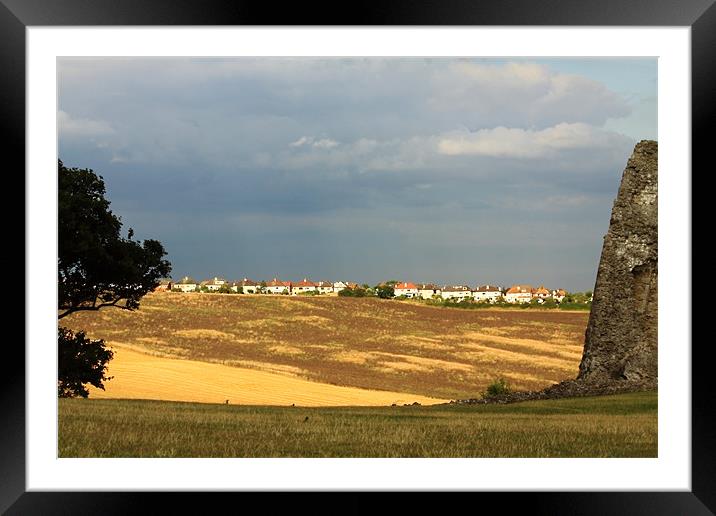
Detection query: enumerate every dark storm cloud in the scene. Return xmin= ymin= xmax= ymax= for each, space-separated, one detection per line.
xmin=58 ymin=57 xmax=656 ymax=290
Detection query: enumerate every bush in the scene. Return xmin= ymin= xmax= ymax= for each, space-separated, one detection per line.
xmin=339 ymin=287 xmax=368 ymax=297
xmin=541 ymin=298 xmax=558 ymax=308
xmin=559 ymin=301 xmax=592 ymax=311
xmin=58 ymin=327 xmax=114 ymax=398
xmin=484 ymin=377 xmax=510 ymax=397
xmin=375 ymin=284 xmax=395 ymax=299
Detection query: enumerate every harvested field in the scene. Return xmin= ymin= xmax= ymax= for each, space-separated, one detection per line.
xmin=86 ymin=346 xmax=445 ymax=407
xmin=64 ymin=293 xmax=589 ymax=400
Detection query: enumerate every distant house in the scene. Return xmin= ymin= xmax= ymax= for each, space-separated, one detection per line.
xmin=533 ymin=285 xmax=551 ymax=302
xmin=473 ymin=284 xmax=502 ymax=303
xmin=202 ymin=277 xmax=227 ymax=292
xmin=394 ymin=282 xmax=419 ymax=298
xmin=552 ymin=289 xmax=567 ymax=302
xmin=440 ymin=285 xmax=472 ymax=301
xmin=266 ymin=278 xmax=291 ymax=295
xmin=333 ymin=281 xmax=348 ymax=292
xmin=292 ymin=278 xmax=317 ymax=294
xmin=153 ymin=278 xmax=173 ymax=292
xmin=175 ymin=276 xmax=197 ymax=292
xmin=345 ymin=282 xmax=360 ymax=290
xmin=505 ymin=284 xmax=533 ymax=303
xmin=315 ymin=281 xmax=334 ymax=294
xmin=233 ymin=277 xmax=259 ymax=294
xmin=417 ymin=283 xmax=440 ymax=299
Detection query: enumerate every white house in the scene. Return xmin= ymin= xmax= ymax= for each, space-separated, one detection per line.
xmin=315 ymin=281 xmax=334 ymax=294
xmin=202 ymin=277 xmax=227 ymax=292
xmin=441 ymin=285 xmax=472 ymax=301
xmin=232 ymin=278 xmax=259 ymax=293
xmin=533 ymin=285 xmax=551 ymax=302
xmin=292 ymin=278 xmax=317 ymax=294
xmin=552 ymin=289 xmax=567 ymax=302
xmin=417 ymin=283 xmax=440 ymax=299
xmin=505 ymin=284 xmax=533 ymax=303
xmin=154 ymin=278 xmax=173 ymax=292
xmin=175 ymin=276 xmax=197 ymax=292
xmin=473 ymin=284 xmax=502 ymax=303
xmin=333 ymin=281 xmax=348 ymax=293
xmin=394 ymin=282 xmax=419 ymax=298
xmin=266 ymin=278 xmax=291 ymax=295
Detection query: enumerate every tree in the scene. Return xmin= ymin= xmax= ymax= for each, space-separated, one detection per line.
xmin=58 ymin=160 xmax=172 ymax=319
xmin=58 ymin=327 xmax=114 ymax=398
xmin=58 ymin=160 xmax=171 ymax=397
xmin=375 ymin=284 xmax=395 ymax=299
xmin=338 ymin=286 xmax=367 ymax=297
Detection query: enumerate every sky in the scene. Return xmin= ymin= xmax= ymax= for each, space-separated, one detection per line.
xmin=57 ymin=57 xmax=657 ymax=291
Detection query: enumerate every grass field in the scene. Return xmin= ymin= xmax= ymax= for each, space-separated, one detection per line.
xmin=63 ymin=292 xmax=589 ymax=400
xmin=58 ymin=391 xmax=657 ymax=457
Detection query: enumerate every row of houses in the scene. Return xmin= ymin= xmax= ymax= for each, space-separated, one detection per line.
xmin=392 ymin=282 xmax=567 ymax=303
xmin=163 ymin=276 xmax=358 ymax=295
xmin=158 ymin=277 xmax=568 ymax=303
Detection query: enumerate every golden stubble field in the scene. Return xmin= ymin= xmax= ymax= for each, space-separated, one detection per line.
xmin=63 ymin=293 xmax=589 ymax=402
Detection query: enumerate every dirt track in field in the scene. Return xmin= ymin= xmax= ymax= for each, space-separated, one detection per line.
xmin=66 ymin=293 xmax=589 ymax=400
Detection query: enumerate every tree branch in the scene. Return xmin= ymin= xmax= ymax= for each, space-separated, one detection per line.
xmin=58 ymin=298 xmax=133 ymax=319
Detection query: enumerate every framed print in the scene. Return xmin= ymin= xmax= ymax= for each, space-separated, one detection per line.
xmin=5 ymin=0 xmax=708 ymax=513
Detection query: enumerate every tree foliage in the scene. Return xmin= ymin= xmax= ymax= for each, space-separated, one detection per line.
xmin=58 ymin=160 xmax=171 ymax=397
xmin=484 ymin=377 xmax=510 ymax=397
xmin=58 ymin=327 xmax=114 ymax=398
xmin=374 ymin=284 xmax=395 ymax=299
xmin=58 ymin=160 xmax=172 ymax=319
xmin=338 ymin=286 xmax=368 ymax=297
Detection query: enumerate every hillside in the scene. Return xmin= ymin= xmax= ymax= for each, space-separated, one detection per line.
xmin=63 ymin=292 xmax=589 ymax=401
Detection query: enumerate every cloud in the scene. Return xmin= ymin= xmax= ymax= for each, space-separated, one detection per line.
xmin=290 ymin=136 xmax=340 ymax=149
xmin=56 ymin=58 xmax=654 ymax=290
xmin=427 ymin=61 xmax=631 ymax=128
xmin=58 ymin=110 xmax=115 ymax=140
xmin=277 ymin=123 xmax=633 ymax=176
xmin=289 ymin=136 xmax=311 ymax=147
xmin=313 ymin=138 xmax=340 ymax=149
xmin=281 ymin=136 xmax=434 ymax=173
xmin=437 ymin=123 xmax=632 ymax=159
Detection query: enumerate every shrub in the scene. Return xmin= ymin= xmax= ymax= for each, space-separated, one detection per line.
xmin=58 ymin=327 xmax=114 ymax=398
xmin=338 ymin=287 xmax=368 ymax=297
xmin=375 ymin=284 xmax=395 ymax=299
xmin=484 ymin=377 xmax=510 ymax=397
xmin=541 ymin=298 xmax=558 ymax=308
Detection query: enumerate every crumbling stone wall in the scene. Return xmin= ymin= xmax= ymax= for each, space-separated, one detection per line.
xmin=578 ymin=140 xmax=658 ymax=386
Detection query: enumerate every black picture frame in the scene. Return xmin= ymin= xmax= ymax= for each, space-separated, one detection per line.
xmin=5 ymin=1 xmax=706 ymax=513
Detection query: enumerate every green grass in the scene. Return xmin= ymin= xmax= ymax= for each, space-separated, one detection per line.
xmin=59 ymin=391 xmax=657 ymax=458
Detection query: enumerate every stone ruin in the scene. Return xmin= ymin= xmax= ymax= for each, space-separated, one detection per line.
xmin=578 ymin=140 xmax=658 ymax=386
xmin=455 ymin=140 xmax=658 ymax=404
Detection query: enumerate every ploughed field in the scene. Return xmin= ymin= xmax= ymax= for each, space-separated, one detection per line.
xmin=63 ymin=292 xmax=589 ymax=402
